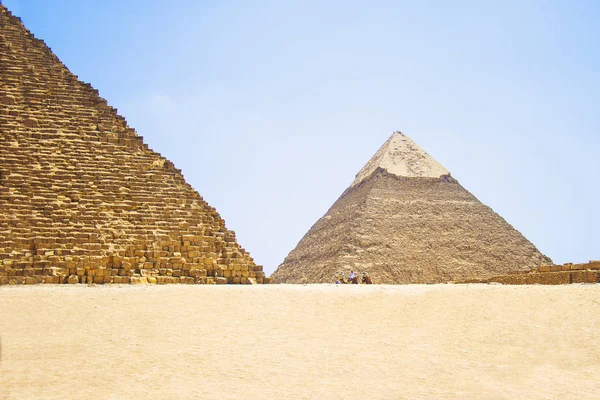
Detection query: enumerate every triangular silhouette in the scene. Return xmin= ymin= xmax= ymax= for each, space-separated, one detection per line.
xmin=272 ymin=131 xmax=551 ymax=283
xmin=0 ymin=4 xmax=267 ymax=284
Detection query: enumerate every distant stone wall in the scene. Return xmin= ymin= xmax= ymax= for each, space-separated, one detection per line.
xmin=459 ymin=261 xmax=600 ymax=285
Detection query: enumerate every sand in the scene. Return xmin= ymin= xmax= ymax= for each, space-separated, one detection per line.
xmin=1 ymin=284 xmax=599 ymax=399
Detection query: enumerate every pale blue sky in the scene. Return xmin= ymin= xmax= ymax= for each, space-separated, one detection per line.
xmin=4 ymin=0 xmax=599 ymax=274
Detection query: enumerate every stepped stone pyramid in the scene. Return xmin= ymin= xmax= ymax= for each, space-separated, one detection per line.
xmin=272 ymin=131 xmax=551 ymax=284
xmin=0 ymin=4 xmax=268 ymax=285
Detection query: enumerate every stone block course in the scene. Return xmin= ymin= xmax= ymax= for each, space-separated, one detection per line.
xmin=571 ymin=270 xmax=599 ymax=284
xmin=466 ymin=261 xmax=600 ymax=285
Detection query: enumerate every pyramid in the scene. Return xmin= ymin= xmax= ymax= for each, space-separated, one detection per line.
xmin=272 ymin=131 xmax=551 ymax=284
xmin=0 ymin=4 xmax=268 ymax=285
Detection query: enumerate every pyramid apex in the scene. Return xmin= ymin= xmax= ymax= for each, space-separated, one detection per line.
xmin=351 ymin=131 xmax=450 ymax=187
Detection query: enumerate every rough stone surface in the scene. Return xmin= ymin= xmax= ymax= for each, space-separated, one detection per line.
xmin=351 ymin=131 xmax=449 ymax=187
xmin=273 ymin=132 xmax=551 ymax=284
xmin=0 ymin=4 xmax=268 ymax=285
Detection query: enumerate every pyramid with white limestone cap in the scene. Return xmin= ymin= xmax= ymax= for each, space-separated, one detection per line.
xmin=272 ymin=131 xmax=551 ymax=284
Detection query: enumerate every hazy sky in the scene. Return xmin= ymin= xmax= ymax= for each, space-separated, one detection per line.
xmin=4 ymin=0 xmax=599 ymax=274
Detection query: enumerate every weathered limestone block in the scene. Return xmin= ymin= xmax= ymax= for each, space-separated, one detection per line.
xmin=1 ymin=95 xmax=16 ymax=105
xmin=189 ymin=268 xmax=207 ymax=278
xmin=215 ymin=277 xmax=227 ymax=284
xmin=112 ymin=255 xmax=122 ymax=268
xmin=67 ymin=275 xmax=78 ymax=284
xmin=531 ymin=272 xmax=572 ymax=285
xmin=90 ymin=257 xmax=102 ymax=268
xmin=571 ymin=270 xmax=599 ymax=283
xmin=588 ymin=261 xmax=600 ymax=270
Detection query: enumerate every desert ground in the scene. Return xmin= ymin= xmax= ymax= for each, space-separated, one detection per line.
xmin=1 ymin=284 xmax=599 ymax=400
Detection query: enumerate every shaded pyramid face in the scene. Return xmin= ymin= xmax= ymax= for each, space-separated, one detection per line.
xmin=272 ymin=131 xmax=551 ymax=284
xmin=0 ymin=5 xmax=267 ymax=284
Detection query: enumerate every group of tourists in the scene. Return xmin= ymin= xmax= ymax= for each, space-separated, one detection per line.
xmin=335 ymin=270 xmax=372 ymax=284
